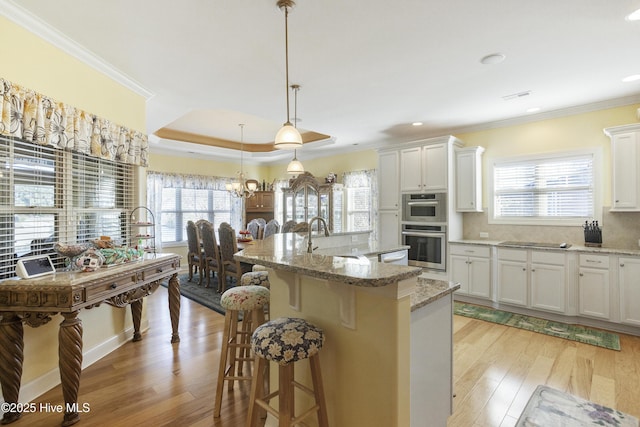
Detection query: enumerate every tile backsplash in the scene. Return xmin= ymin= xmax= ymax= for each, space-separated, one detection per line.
xmin=463 ymin=208 xmax=640 ymax=250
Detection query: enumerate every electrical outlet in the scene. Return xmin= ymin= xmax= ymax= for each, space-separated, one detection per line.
xmin=479 ymin=232 xmax=489 ymax=238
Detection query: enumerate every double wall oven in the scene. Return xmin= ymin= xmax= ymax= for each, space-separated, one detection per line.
xmin=401 ymin=193 xmax=447 ymax=271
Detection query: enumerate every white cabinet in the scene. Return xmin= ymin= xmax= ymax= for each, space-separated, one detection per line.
xmin=619 ymin=257 xmax=640 ymax=326
xmin=378 ymin=150 xmax=400 ymax=210
xmin=497 ymin=249 xmax=528 ymax=307
xmin=450 ymin=244 xmax=491 ymax=299
xmin=530 ymin=251 xmax=566 ymax=313
xmin=605 ymin=124 xmax=640 ymax=211
xmin=400 ymin=142 xmax=449 ymax=192
xmin=578 ymin=254 xmax=610 ymax=320
xmin=379 ymin=210 xmax=400 ymax=246
xmin=455 ymin=146 xmax=484 ymax=212
xmin=497 ymin=248 xmax=566 ymax=312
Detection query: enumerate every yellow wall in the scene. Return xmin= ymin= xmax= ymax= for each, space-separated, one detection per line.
xmin=1 ymin=16 xmax=147 ymax=392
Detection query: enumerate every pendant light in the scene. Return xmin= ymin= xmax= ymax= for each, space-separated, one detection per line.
xmin=274 ymin=0 xmax=303 ymax=149
xmin=226 ymin=124 xmax=257 ymax=198
xmin=287 ymin=84 xmax=305 ymax=175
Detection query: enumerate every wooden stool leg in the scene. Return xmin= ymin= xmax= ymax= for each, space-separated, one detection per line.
xmin=309 ymin=354 xmax=329 ymax=427
xmin=245 ymin=356 xmax=266 ymax=427
xmin=214 ymin=311 xmax=233 ymax=417
xmin=227 ymin=310 xmax=240 ymax=391
xmin=279 ymin=363 xmax=294 ymax=427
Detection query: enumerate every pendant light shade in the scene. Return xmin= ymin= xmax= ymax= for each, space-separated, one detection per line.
xmin=287 ymin=150 xmax=304 ymax=174
xmin=274 ymin=0 xmax=303 ymax=149
xmin=275 ymin=122 xmax=302 ymax=149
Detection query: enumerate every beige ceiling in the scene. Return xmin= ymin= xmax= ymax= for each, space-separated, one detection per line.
xmin=2 ymin=0 xmax=640 ymax=163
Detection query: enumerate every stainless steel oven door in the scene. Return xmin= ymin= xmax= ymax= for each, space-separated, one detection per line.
xmin=402 ymin=193 xmax=446 ymax=223
xmin=401 ymin=225 xmax=446 ymax=270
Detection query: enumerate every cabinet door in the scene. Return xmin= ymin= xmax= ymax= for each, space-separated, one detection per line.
xmin=400 ymin=147 xmax=423 ymax=192
xmin=468 ymin=256 xmax=491 ymax=299
xmin=611 ymin=132 xmax=638 ymax=210
xmin=578 ymin=267 xmax=610 ymax=319
xmin=619 ymin=257 xmax=640 ymax=326
xmin=379 ymin=151 xmax=400 ymax=210
xmin=497 ymin=259 xmax=528 ymax=306
xmin=450 ymin=255 xmax=470 ymax=294
xmin=422 ymin=143 xmax=447 ymax=191
xmin=530 ymin=263 xmax=565 ymax=313
xmin=455 ymin=150 xmax=476 ymax=211
xmin=261 ymin=192 xmax=274 ymax=209
xmin=379 ymin=210 xmax=400 ymax=246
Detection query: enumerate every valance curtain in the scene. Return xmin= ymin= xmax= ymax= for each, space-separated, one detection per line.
xmin=0 ymin=77 xmax=148 ymax=166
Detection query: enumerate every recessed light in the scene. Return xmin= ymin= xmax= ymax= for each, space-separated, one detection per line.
xmin=622 ymin=74 xmax=640 ymax=82
xmin=626 ymin=8 xmax=640 ymax=21
xmin=526 ymin=107 xmax=541 ymax=113
xmin=480 ymin=53 xmax=506 ymax=65
xmin=412 ymin=122 xmax=423 ymax=126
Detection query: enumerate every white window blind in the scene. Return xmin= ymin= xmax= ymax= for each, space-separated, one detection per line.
xmin=0 ymin=136 xmax=134 ymax=279
xmin=493 ymin=153 xmax=595 ymax=224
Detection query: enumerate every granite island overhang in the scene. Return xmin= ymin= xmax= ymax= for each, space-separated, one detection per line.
xmin=234 ymin=233 xmax=459 ymax=427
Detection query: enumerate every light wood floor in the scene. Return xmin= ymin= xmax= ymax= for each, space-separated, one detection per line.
xmin=9 ymin=287 xmax=640 ymax=427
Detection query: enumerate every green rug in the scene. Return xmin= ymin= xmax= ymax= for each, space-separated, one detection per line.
xmin=454 ymin=302 xmax=621 ymax=351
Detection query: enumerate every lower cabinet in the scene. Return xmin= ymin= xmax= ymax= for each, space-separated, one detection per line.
xmin=450 ymin=244 xmax=491 ymax=299
xmin=578 ymin=254 xmax=610 ymax=320
xmin=619 ymin=257 xmax=640 ymax=326
xmin=497 ymin=249 xmax=528 ymax=307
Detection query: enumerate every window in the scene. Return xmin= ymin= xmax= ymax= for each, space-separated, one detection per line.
xmin=491 ymin=150 xmax=600 ymax=225
xmin=147 ymin=172 xmax=242 ymax=246
xmin=0 ymin=136 xmax=134 ymax=279
xmin=342 ymin=169 xmax=377 ymax=236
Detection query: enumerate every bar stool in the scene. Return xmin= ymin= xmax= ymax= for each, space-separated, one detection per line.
xmin=214 ymin=285 xmax=270 ymax=418
xmin=240 ymin=270 xmax=270 ymax=288
xmin=245 ymin=317 xmax=328 ymax=427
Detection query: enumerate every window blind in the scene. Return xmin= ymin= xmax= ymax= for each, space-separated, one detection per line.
xmin=493 ymin=153 xmax=594 ymax=222
xmin=0 ymin=136 xmax=134 ymax=279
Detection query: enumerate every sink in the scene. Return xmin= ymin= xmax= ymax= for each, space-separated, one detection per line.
xmin=500 ymin=241 xmax=571 ymax=249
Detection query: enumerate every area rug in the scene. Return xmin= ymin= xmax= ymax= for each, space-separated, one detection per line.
xmin=516 ymin=385 xmax=639 ymax=426
xmin=454 ymin=302 xmax=621 ymax=351
xmin=160 ymin=272 xmax=233 ymax=316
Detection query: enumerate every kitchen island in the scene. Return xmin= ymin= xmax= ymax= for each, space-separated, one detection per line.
xmin=235 ymin=233 xmax=459 ymax=427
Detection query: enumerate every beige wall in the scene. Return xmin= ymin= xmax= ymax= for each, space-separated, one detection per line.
xmin=1 ymin=16 xmax=147 ymax=395
xmin=456 ymin=104 xmax=640 ymax=248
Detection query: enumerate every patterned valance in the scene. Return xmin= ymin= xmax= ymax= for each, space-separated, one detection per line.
xmin=0 ymin=77 xmax=148 ymax=167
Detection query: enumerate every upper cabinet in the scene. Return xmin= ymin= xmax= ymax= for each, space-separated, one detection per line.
xmin=399 ymin=137 xmax=461 ymax=193
xmin=455 ymin=146 xmax=484 ymax=212
xmin=378 ymin=150 xmax=400 ymax=210
xmin=604 ymin=124 xmax=640 ymax=211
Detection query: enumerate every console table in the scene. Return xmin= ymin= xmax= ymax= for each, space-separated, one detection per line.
xmin=0 ymin=253 xmax=181 ymax=426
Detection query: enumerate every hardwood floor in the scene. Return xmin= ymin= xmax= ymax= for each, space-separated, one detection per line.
xmin=8 ymin=287 xmax=640 ymax=426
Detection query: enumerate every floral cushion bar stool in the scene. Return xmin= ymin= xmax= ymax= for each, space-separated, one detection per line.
xmin=245 ymin=317 xmax=329 ymax=427
xmin=213 ymin=285 xmax=270 ymax=418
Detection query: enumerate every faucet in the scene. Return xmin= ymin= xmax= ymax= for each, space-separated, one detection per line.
xmin=307 ymin=216 xmax=330 ymax=253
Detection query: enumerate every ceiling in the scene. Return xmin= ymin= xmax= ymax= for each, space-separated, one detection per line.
xmin=3 ymin=0 xmax=640 ymax=164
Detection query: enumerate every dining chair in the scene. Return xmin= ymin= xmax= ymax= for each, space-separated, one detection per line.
xmin=199 ymin=220 xmax=222 ymax=290
xmin=246 ymin=219 xmax=261 ymax=240
xmin=218 ymin=222 xmax=252 ymax=292
xmin=263 ymin=219 xmax=280 ymax=238
xmin=186 ymin=220 xmax=204 ymax=285
xmin=281 ymin=220 xmax=296 ymax=233
xmin=292 ymin=222 xmax=309 ymax=233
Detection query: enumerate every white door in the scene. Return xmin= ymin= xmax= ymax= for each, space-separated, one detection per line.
xmin=619 ymin=257 xmax=640 ymax=326
xmin=578 ymin=267 xmax=610 ymax=319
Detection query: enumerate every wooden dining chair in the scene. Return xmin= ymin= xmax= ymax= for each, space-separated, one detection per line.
xmin=292 ymin=222 xmax=309 ymax=233
xmin=218 ymin=222 xmax=252 ymax=292
xmin=247 ymin=218 xmax=266 ymax=240
xmin=263 ymin=219 xmax=280 ymax=238
xmin=199 ymin=220 xmax=222 ymax=289
xmin=186 ymin=220 xmax=204 ymax=285
xmin=281 ymin=220 xmax=296 ymax=233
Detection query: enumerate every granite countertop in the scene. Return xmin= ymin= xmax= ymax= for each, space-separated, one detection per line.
xmin=234 ymin=233 xmax=421 ymax=287
xmin=450 ymin=239 xmax=640 ymax=256
xmin=411 ymin=278 xmax=460 ymax=312
xmin=313 ymin=242 xmax=410 ymax=258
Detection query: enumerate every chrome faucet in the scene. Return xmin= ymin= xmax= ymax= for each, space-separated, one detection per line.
xmin=307 ymin=216 xmax=330 ymax=253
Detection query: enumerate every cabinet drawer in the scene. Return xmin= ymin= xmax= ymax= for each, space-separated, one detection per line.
xmin=450 ymin=244 xmax=490 ymax=258
xmin=497 ymin=248 xmax=527 ymax=262
xmin=531 ymin=250 xmax=565 ymax=265
xmin=85 ymin=274 xmax=136 ymax=301
xmin=579 ymin=254 xmax=609 ymax=269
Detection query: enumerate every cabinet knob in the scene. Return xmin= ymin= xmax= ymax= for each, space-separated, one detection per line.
xmin=110 ymin=283 xmax=117 ymax=289
xmin=531 ymin=268 xmax=535 ymax=272
xmin=620 ymin=263 xmax=625 ymax=267
xmin=579 ymin=273 xmax=584 ymax=276
xmin=522 ymin=268 xmax=526 ymax=271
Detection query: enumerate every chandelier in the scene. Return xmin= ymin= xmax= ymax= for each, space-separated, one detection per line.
xmin=287 ymin=84 xmax=304 ymax=175
xmin=274 ymin=0 xmax=303 ymax=149
xmin=226 ymin=124 xmax=258 ymax=198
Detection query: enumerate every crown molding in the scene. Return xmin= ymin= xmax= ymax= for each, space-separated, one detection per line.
xmin=0 ymin=0 xmax=154 ymax=99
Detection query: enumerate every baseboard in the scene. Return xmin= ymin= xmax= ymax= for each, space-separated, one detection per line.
xmin=9 ymin=319 xmax=149 ymax=405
